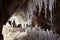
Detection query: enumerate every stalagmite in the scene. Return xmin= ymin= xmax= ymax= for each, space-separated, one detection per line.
xmin=47 ymin=29 xmax=50 ymax=36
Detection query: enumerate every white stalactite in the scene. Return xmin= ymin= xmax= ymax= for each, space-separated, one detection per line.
xmin=38 ymin=0 xmax=43 ymax=16
xmin=44 ymin=0 xmax=48 ymax=19
xmin=49 ymin=0 xmax=55 ymax=23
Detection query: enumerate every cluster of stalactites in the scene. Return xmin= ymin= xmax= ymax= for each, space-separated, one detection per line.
xmin=26 ymin=0 xmax=56 ymax=24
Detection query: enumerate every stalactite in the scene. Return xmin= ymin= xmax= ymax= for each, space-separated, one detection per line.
xmin=38 ymin=0 xmax=43 ymax=16
xmin=49 ymin=0 xmax=55 ymax=23
xmin=34 ymin=0 xmax=43 ymax=16
xmin=44 ymin=0 xmax=48 ymax=19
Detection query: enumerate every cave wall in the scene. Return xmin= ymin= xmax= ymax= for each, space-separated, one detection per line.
xmin=54 ymin=0 xmax=60 ymax=35
xmin=0 ymin=0 xmax=60 ymax=40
